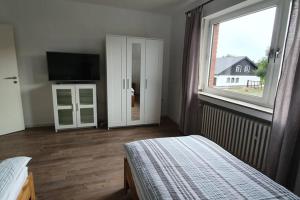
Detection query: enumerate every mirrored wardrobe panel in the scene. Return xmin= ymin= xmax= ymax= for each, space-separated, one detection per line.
xmin=127 ymin=38 xmax=145 ymax=125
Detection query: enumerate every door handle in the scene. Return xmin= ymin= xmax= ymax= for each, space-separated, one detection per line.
xmin=4 ymin=76 xmax=17 ymax=80
xmin=274 ymin=48 xmax=281 ymax=63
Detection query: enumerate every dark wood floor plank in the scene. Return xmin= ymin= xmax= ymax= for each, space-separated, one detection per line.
xmin=0 ymin=119 xmax=180 ymax=200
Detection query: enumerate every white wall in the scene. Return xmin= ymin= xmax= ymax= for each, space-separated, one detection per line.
xmin=167 ymin=0 xmax=246 ymax=124
xmin=0 ymin=0 xmax=172 ymax=127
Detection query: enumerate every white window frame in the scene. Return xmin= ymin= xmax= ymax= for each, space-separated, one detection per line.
xmin=199 ymin=0 xmax=291 ymax=108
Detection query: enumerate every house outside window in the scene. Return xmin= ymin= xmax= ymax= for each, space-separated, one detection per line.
xmin=200 ymin=0 xmax=291 ymax=108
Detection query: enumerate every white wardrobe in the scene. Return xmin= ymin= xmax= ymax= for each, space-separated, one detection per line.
xmin=106 ymin=35 xmax=164 ymax=128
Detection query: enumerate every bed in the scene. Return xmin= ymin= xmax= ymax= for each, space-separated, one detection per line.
xmin=0 ymin=157 xmax=36 ymax=200
xmin=124 ymin=135 xmax=299 ymax=200
xmin=16 ymin=172 xmax=35 ymax=200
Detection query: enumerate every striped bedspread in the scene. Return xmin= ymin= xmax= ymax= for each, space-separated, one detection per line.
xmin=124 ymin=135 xmax=299 ymax=200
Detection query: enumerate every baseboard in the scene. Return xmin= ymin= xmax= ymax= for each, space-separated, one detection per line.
xmin=25 ymin=117 xmax=178 ymax=129
xmin=25 ymin=122 xmax=54 ymax=128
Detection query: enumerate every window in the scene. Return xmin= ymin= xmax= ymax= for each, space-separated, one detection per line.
xmin=244 ymin=65 xmax=250 ymax=73
xmin=236 ymin=65 xmax=242 ymax=72
xmin=200 ymin=0 xmax=291 ymax=108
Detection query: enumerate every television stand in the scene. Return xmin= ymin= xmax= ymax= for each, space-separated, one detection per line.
xmin=55 ymin=81 xmax=95 ymax=84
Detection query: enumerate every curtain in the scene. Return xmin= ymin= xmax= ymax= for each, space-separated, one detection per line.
xmin=266 ymin=0 xmax=300 ymax=193
xmin=180 ymin=7 xmax=203 ymax=134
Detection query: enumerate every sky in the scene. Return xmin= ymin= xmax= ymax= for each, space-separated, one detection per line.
xmin=216 ymin=7 xmax=277 ymax=63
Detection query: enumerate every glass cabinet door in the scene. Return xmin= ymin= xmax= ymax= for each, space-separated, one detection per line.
xmin=127 ymin=37 xmax=146 ymax=125
xmin=53 ymin=86 xmax=76 ymax=131
xmin=57 ymin=109 xmax=74 ymax=125
xmin=76 ymin=85 xmax=97 ymax=127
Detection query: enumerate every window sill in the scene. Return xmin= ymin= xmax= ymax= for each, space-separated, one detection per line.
xmin=198 ymin=92 xmax=273 ymax=122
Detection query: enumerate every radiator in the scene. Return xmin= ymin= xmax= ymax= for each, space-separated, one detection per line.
xmin=201 ymin=104 xmax=271 ymax=171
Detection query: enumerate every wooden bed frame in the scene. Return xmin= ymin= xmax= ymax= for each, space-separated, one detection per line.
xmin=124 ymin=157 xmax=139 ymax=200
xmin=17 ymin=172 xmax=36 ymax=200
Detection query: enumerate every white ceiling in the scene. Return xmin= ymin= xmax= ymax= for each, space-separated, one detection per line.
xmin=68 ymin=0 xmax=198 ymax=14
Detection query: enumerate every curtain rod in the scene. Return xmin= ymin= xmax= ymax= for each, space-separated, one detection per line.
xmin=185 ymin=0 xmax=215 ymax=15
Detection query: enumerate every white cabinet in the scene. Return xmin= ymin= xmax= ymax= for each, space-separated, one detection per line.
xmin=52 ymin=84 xmax=97 ymax=132
xmin=106 ymin=35 xmax=163 ymax=128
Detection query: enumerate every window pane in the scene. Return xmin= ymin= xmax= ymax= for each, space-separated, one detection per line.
xmin=80 ymin=108 xmax=94 ymax=124
xmin=79 ymin=89 xmax=93 ymax=105
xmin=57 ymin=89 xmax=72 ymax=106
xmin=208 ymin=7 xmax=276 ymax=97
xmin=58 ymin=109 xmax=73 ymax=125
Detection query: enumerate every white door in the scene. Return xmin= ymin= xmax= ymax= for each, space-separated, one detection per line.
xmin=145 ymin=39 xmax=164 ymax=124
xmin=52 ymin=85 xmax=77 ymax=132
xmin=76 ymin=84 xmax=97 ymax=128
xmin=106 ymin=35 xmax=127 ymax=128
xmin=0 ymin=25 xmax=25 ymax=135
xmin=126 ymin=37 xmax=146 ymax=126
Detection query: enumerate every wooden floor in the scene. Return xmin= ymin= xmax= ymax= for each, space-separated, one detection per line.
xmin=0 ymin=119 xmax=180 ymax=200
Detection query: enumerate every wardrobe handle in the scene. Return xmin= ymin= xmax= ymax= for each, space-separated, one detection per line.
xmin=145 ymin=79 xmax=148 ymax=89
xmin=123 ymin=79 xmax=125 ymax=89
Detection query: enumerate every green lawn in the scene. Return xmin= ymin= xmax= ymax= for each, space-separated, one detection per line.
xmin=224 ymin=86 xmax=264 ymax=97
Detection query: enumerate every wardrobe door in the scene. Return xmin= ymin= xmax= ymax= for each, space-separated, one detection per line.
xmin=145 ymin=39 xmax=164 ymax=124
xmin=126 ymin=37 xmax=146 ymax=125
xmin=106 ymin=35 xmax=127 ymax=128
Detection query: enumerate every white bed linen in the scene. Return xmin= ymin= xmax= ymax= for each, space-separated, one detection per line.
xmin=3 ymin=167 xmax=28 ymax=200
xmin=125 ymin=150 xmax=146 ymax=200
xmin=124 ymin=136 xmax=300 ymax=200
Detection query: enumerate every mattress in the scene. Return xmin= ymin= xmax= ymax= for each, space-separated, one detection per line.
xmin=4 ymin=167 xmax=28 ymax=200
xmin=124 ymin=135 xmax=300 ymax=200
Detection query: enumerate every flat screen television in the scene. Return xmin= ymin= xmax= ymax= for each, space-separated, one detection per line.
xmin=47 ymin=52 xmax=100 ymax=81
